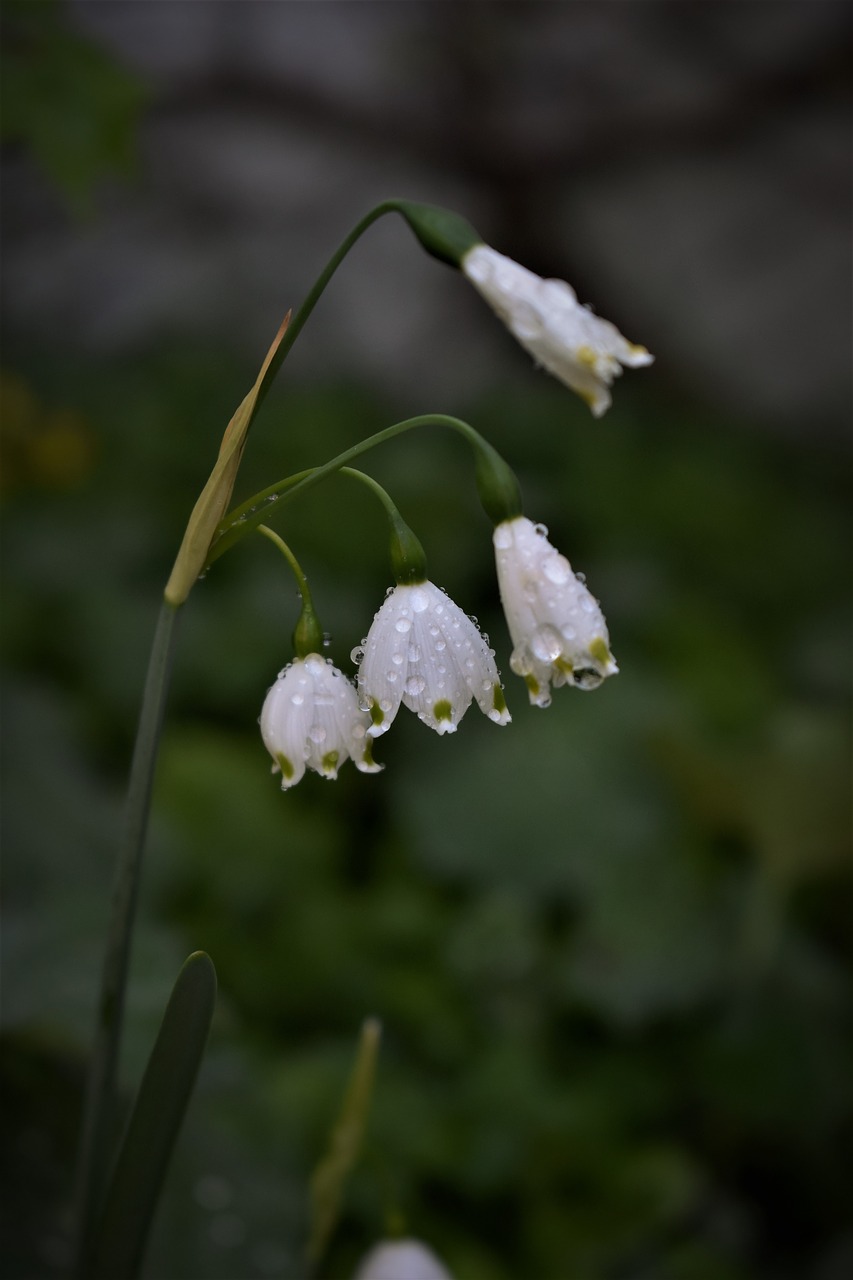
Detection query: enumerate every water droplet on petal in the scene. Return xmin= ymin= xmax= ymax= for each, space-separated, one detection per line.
xmin=530 ymin=625 xmax=564 ymax=663
xmin=543 ymin=555 xmax=571 ymax=585
xmin=395 ymin=617 xmax=412 ymax=634
xmin=309 ymin=726 xmax=327 ymax=743
xmin=350 ymin=646 xmax=365 ymax=665
xmin=410 ymin=587 xmax=430 ymax=613
xmin=405 ymin=675 xmax=426 ymax=696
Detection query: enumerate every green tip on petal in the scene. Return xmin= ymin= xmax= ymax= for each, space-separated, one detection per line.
xmin=555 ymin=656 xmax=574 ymax=676
xmin=433 ymin=699 xmax=453 ymax=725
xmin=276 ymin=752 xmax=295 ymax=780
xmin=492 ymin=684 xmax=508 ymax=715
xmin=369 ymin=701 xmax=385 ymax=729
xmin=589 ymin=637 xmax=611 ymax=666
xmin=321 ymin=750 xmax=340 ymax=776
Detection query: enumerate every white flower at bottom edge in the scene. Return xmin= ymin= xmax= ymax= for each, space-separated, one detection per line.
xmin=462 ymin=243 xmax=653 ymax=417
xmin=356 ymin=580 xmax=511 ymax=737
xmin=260 ymin=653 xmax=381 ymax=790
xmin=493 ymin=515 xmax=618 ymax=707
xmin=351 ymin=1238 xmax=455 ymax=1280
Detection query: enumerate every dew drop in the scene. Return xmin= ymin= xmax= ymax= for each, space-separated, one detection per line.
xmin=395 ymin=617 xmax=412 ymax=634
xmin=391 ymin=652 xmax=404 ymax=666
xmin=407 ymin=644 xmax=421 ymax=662
xmin=350 ymin=646 xmax=364 ymax=665
xmin=410 ymin=587 xmax=430 ymax=613
xmin=309 ymin=726 xmax=327 ymax=744
xmin=290 ymin=694 xmax=304 ymax=706
xmin=534 ymin=522 xmax=549 ymax=537
xmin=435 ymin=639 xmax=446 ymax=652
xmin=543 ymin=555 xmax=571 ymax=585
xmin=574 ymin=668 xmax=603 ymax=690
xmin=530 ymin=625 xmax=564 ymax=663
xmin=405 ymin=675 xmax=426 ymax=696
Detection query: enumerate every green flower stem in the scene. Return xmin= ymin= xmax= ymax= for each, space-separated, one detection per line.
xmin=247 ymin=198 xmax=479 ymax=421
xmin=207 ymin=414 xmax=521 ymax=566
xmin=257 ymin=524 xmax=324 ymax=656
xmin=73 ymin=598 xmax=182 ymax=1278
xmin=257 ymin=523 xmax=313 ymax=599
xmin=338 ymin=468 xmax=428 ymax=584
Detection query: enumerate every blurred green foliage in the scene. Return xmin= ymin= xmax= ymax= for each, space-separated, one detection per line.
xmin=1 ymin=334 xmax=850 ymax=1279
xmin=0 ymin=0 xmax=145 ymax=214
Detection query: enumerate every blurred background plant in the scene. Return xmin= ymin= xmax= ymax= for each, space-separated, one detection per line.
xmin=1 ymin=2 xmax=851 ymax=1278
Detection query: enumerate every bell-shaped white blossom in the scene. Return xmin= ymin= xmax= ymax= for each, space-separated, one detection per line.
xmin=493 ymin=516 xmax=618 ymax=707
xmin=355 ymin=581 xmax=511 ymax=737
xmin=352 ymin=1238 xmax=455 ymax=1280
xmin=462 ymin=244 xmax=653 ymax=416
xmin=261 ymin=653 xmax=381 ymax=790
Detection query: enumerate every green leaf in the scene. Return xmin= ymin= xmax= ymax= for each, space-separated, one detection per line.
xmin=89 ymin=951 xmax=217 ymax=1280
xmin=164 ymin=313 xmax=291 ymax=605
xmin=307 ymin=1017 xmax=382 ymax=1272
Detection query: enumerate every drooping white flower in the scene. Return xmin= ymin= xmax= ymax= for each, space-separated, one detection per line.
xmin=462 ymin=244 xmax=653 ymax=416
xmin=352 ymin=1238 xmax=455 ymax=1280
xmin=493 ymin=516 xmax=618 ymax=707
xmin=356 ymin=580 xmax=511 ymax=737
xmin=260 ymin=653 xmax=381 ymax=790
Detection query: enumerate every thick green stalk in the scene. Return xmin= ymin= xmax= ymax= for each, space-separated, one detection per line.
xmin=73 ymin=599 xmax=181 ymax=1278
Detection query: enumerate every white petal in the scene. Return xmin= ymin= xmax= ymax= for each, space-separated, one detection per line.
xmin=357 ymin=588 xmax=413 ymax=736
xmin=359 ymin=582 xmax=510 ymax=736
xmin=352 ymin=1239 xmax=454 ymax=1280
xmin=261 ymin=655 xmax=377 ymax=788
xmin=494 ymin=516 xmax=617 ymax=706
xmin=463 ymin=244 xmax=652 ymax=416
xmin=260 ymin=665 xmax=310 ymax=788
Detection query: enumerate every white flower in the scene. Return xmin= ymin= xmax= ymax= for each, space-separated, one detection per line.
xmin=462 ymin=244 xmax=653 ymax=416
xmin=260 ymin=653 xmax=381 ymax=789
xmin=352 ymin=1239 xmax=455 ymax=1280
xmin=356 ymin=581 xmax=511 ymax=736
xmin=493 ymin=516 xmax=618 ymax=707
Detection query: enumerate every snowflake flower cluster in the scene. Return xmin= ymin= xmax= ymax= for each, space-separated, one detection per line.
xmin=261 ymin=520 xmax=615 ymax=790
xmin=259 ymin=232 xmax=649 ymax=790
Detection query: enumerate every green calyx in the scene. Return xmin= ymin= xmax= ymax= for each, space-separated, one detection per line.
xmin=473 ymin=438 xmax=523 ymax=526
xmin=292 ymin=602 xmax=324 ymax=659
xmin=392 ymin=200 xmax=483 ymax=268
xmin=389 ymin=514 xmax=428 ymax=586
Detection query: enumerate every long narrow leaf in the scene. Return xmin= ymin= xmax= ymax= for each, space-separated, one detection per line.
xmin=307 ymin=1017 xmax=382 ymax=1272
xmin=90 ymin=951 xmax=217 ymax=1280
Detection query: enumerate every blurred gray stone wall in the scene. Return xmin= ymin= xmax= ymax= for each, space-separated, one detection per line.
xmin=3 ymin=0 xmax=850 ymax=430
